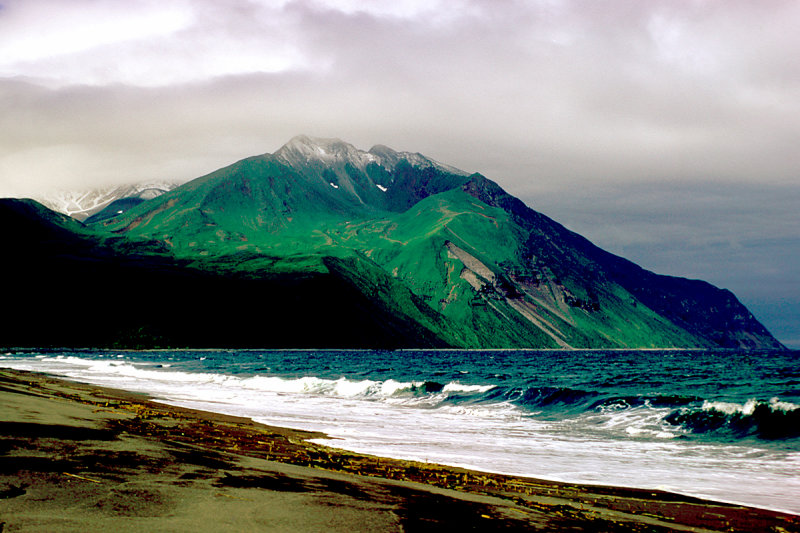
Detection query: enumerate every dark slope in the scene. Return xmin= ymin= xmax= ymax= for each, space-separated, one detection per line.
xmin=1 ymin=199 xmax=451 ymax=349
xmin=2 ymin=197 xmax=104 ymax=251
xmin=84 ymin=197 xmax=145 ymax=224
xmin=460 ymin=175 xmax=784 ymax=349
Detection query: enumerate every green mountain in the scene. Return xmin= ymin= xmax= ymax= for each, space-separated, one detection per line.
xmin=2 ymin=136 xmax=784 ymax=349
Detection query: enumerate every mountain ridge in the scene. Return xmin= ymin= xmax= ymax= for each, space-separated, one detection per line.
xmin=3 ymin=136 xmax=784 ymax=350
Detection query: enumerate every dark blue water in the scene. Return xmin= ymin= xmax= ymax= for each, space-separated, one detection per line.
xmin=3 ymin=348 xmax=799 ymax=512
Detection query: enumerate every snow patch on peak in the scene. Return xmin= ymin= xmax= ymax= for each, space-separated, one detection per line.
xmin=280 ymin=135 xmax=352 ymax=155
xmin=276 ymin=135 xmax=378 ymax=169
xmin=368 ymin=144 xmax=468 ymax=176
xmin=276 ymin=135 xmax=469 ymax=177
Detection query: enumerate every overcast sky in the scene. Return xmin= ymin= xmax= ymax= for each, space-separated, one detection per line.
xmin=1 ymin=0 xmax=798 ymax=346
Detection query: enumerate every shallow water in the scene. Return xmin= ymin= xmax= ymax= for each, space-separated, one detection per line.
xmin=3 ymin=348 xmax=798 ymax=513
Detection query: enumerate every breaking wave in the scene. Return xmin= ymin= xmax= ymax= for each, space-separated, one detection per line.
xmin=5 ymin=354 xmax=800 ymax=442
xmin=666 ymin=398 xmax=800 ymax=440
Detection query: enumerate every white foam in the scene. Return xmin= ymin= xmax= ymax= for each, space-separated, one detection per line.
xmin=3 ymin=354 xmax=799 ymax=515
xmin=12 ymin=357 xmax=483 ymax=405
xmin=702 ymin=397 xmax=799 ymax=416
xmin=768 ymin=397 xmax=799 ymax=412
xmin=443 ymin=383 xmax=494 ymax=393
xmin=704 ymin=399 xmax=758 ymax=416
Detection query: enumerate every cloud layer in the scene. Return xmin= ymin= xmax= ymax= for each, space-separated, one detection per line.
xmin=2 ymin=0 xmax=799 ymax=194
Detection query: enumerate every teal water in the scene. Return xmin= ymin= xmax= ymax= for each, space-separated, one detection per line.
xmin=3 ymin=349 xmax=799 ymax=513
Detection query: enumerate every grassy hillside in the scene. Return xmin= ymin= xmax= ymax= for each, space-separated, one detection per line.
xmin=90 ymin=168 xmax=713 ymax=349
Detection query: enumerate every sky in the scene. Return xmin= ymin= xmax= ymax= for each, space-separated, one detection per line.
xmin=1 ymin=0 xmax=798 ymax=346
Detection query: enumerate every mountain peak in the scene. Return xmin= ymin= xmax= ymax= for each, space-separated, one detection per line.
xmin=276 ymin=135 xmax=375 ymax=167
xmin=284 ymin=134 xmax=348 ymax=150
xmin=367 ymin=144 xmax=396 ymax=157
xmin=275 ymin=135 xmax=469 ymax=176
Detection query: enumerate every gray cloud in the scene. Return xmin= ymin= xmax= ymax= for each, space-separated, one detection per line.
xmin=2 ymin=0 xmax=799 ymax=194
xmin=533 ymin=182 xmax=800 ymax=346
xmin=0 ymin=0 xmax=797 ymax=344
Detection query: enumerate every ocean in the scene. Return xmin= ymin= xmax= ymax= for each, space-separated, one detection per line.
xmin=2 ymin=348 xmax=798 ymax=514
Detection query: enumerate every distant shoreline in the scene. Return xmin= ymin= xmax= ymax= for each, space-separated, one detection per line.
xmin=5 ymin=346 xmax=790 ymax=353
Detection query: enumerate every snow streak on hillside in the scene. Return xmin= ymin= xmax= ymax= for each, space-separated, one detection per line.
xmin=36 ymin=181 xmax=182 ymax=220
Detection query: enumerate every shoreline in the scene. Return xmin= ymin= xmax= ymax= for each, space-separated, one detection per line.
xmin=7 ymin=346 xmax=793 ymax=352
xmin=291 ymin=434 xmax=800 ymax=519
xmin=2 ymin=368 xmax=798 ymax=532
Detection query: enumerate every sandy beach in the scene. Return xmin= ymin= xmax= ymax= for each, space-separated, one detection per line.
xmin=1 ymin=368 xmax=797 ymax=532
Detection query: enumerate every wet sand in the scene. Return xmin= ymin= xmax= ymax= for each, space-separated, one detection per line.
xmin=1 ymin=368 xmax=797 ymax=532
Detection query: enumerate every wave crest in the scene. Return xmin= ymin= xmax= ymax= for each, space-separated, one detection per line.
xmin=666 ymin=398 xmax=800 ymax=440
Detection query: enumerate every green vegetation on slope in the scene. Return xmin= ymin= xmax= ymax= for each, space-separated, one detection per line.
xmin=70 ymin=138 xmax=783 ymax=350
xmin=92 ymin=169 xmax=712 ymax=349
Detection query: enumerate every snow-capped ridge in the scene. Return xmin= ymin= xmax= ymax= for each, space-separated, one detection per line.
xmin=275 ymin=135 xmax=468 ymax=177
xmin=36 ymin=136 xmax=469 ymax=220
xmin=276 ymin=135 xmax=377 ymax=169
xmin=367 ymin=144 xmax=468 ymax=176
xmin=36 ymin=180 xmax=182 ymax=220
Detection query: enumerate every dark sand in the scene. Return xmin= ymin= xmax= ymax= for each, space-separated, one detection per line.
xmin=1 ymin=369 xmax=797 ymax=532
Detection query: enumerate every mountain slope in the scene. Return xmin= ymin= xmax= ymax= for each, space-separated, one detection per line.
xmin=84 ymin=135 xmax=782 ymax=350
xmin=0 ymin=198 xmax=457 ymax=349
xmin=465 ymin=176 xmax=781 ymax=348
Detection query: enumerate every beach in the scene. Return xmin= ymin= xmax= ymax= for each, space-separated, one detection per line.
xmin=1 ymin=368 xmax=797 ymax=532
